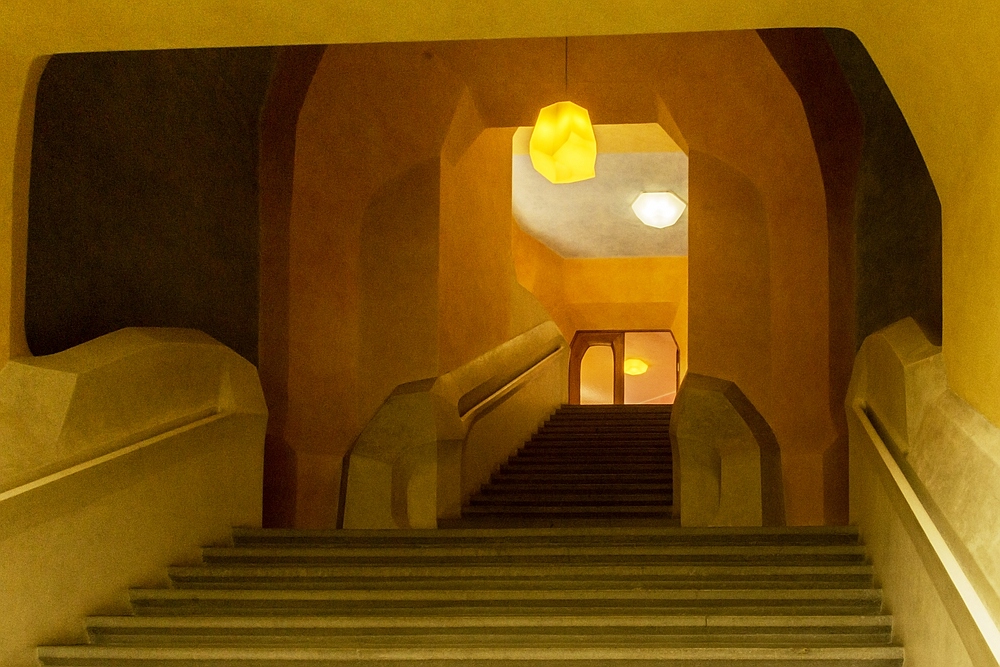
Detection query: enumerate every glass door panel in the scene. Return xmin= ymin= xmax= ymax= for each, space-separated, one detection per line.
xmin=579 ymin=345 xmax=615 ymax=404
xmin=624 ymin=331 xmax=678 ymax=404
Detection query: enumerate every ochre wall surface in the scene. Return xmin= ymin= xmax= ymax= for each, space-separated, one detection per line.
xmin=439 ymin=123 xmax=520 ymax=375
xmin=3 ymin=3 xmax=984 ymax=529
xmin=824 ymin=29 xmax=943 ymax=346
xmin=756 ymin=28 xmax=863 ymax=525
xmin=1 ymin=0 xmax=998 ymax=426
xmin=512 ymin=228 xmax=690 ymax=381
xmin=654 ymin=31 xmax=834 ymax=525
xmin=284 ymin=43 xmax=465 ymax=527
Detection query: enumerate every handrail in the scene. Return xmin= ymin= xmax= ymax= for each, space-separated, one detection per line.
xmin=0 ymin=409 xmax=221 ymax=504
xmin=458 ymin=345 xmax=562 ymax=421
xmin=342 ymin=321 xmax=569 ymax=529
xmin=853 ymin=399 xmax=1000 ymax=666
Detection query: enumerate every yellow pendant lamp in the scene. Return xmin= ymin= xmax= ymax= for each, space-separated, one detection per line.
xmin=528 ymin=39 xmax=597 ymax=184
xmin=529 ymin=102 xmax=597 ymax=184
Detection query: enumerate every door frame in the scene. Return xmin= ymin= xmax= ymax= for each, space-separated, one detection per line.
xmin=568 ymin=329 xmax=680 ymax=405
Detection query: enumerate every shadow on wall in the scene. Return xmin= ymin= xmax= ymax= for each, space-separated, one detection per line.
xmin=22 ymin=30 xmax=942 ymax=529
xmin=26 ymin=47 xmax=279 ymax=364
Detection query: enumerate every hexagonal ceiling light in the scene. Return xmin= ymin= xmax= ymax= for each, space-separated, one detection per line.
xmin=631 ymin=191 xmax=687 ymax=229
xmin=529 ymin=101 xmax=597 ymax=184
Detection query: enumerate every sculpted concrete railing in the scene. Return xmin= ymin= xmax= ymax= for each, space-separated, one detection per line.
xmin=341 ymin=321 xmax=568 ymax=529
xmin=0 ymin=328 xmax=267 ymax=667
xmin=848 ymin=317 xmax=1000 ymax=666
xmin=669 ymin=373 xmax=785 ymax=527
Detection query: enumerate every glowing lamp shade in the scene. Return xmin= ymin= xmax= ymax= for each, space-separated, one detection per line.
xmin=529 ymin=101 xmax=597 ymax=184
xmin=632 ymin=192 xmax=687 ymax=229
xmin=623 ymin=358 xmax=649 ymax=376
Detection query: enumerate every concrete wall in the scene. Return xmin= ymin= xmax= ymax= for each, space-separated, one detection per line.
xmin=654 ymin=31 xmax=834 ymax=525
xmin=848 ymin=319 xmax=1000 ymax=666
xmin=25 ymin=48 xmax=277 ymax=364
xmin=0 ymin=328 xmax=267 ymax=667
xmin=512 ymin=226 xmax=690 ymax=380
xmin=257 ymin=45 xmax=325 ymax=528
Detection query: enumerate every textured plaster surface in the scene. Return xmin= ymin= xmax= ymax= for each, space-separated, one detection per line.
xmin=0 ymin=328 xmax=266 ymax=667
xmin=670 ymin=373 xmax=785 ymax=527
xmin=859 ymin=318 xmax=1000 ymax=617
xmin=848 ymin=320 xmax=994 ymax=666
xmin=0 ymin=327 xmax=264 ymax=491
xmin=343 ymin=322 xmax=567 ymax=528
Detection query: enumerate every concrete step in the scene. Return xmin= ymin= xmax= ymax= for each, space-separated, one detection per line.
xmin=467 ymin=494 xmax=672 ymax=506
xmin=201 ymin=544 xmax=856 ymax=568
xmin=127 ymin=587 xmax=886 ymax=617
xmin=167 ymin=563 xmax=874 ymax=589
xmin=477 ymin=483 xmax=673 ymax=494
xmin=461 ymin=506 xmax=672 ymax=518
xmin=37 ymin=645 xmax=904 ymax=666
xmin=502 ymin=460 xmax=670 ymax=470
xmin=84 ymin=612 xmax=893 ymax=637
xmin=488 ymin=472 xmax=670 ymax=483
xmin=530 ymin=433 xmax=669 ymax=441
xmin=537 ymin=425 xmax=671 ymax=433
xmin=511 ymin=450 xmax=669 ymax=461
xmin=498 ymin=463 xmax=671 ymax=474
xmin=230 ymin=526 xmax=862 ymax=548
xmin=554 ymin=407 xmax=672 ymax=415
xmin=517 ymin=442 xmax=670 ymax=460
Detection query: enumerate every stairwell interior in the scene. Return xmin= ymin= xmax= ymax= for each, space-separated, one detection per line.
xmin=36 ymin=404 xmax=904 ymax=666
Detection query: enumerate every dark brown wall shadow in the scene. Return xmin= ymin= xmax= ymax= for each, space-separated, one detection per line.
xmin=258 ymin=45 xmax=325 ymax=528
xmin=26 ymin=47 xmax=278 ymax=363
xmin=758 ymin=28 xmax=863 ymax=525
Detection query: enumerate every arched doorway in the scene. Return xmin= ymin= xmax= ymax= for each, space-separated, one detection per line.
xmin=569 ymin=330 xmax=680 ymax=405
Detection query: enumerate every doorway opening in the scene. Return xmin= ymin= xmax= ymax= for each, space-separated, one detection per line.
xmin=569 ymin=330 xmax=680 ymax=405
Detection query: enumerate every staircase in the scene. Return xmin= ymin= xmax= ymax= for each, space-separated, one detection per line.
xmin=37 ymin=405 xmax=903 ymax=666
xmin=461 ymin=404 xmax=674 ymax=525
xmin=38 ymin=526 xmax=902 ymax=666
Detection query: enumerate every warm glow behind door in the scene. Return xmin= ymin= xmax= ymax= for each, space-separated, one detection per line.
xmin=579 ymin=345 xmax=615 ymax=404
xmin=624 ymin=331 xmax=678 ymax=404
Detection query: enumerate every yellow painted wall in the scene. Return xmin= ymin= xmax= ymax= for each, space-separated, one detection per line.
xmin=1 ymin=0 xmax=999 ymax=422
xmin=439 ymin=119 xmax=519 ymax=374
xmin=512 ymin=237 xmax=690 ymax=381
xmin=283 ymin=43 xmax=558 ymax=526
xmin=654 ymin=31 xmax=835 ymax=524
xmin=285 ymin=43 xmax=470 ymax=527
xmin=4 ymin=0 xmax=1000 ymax=525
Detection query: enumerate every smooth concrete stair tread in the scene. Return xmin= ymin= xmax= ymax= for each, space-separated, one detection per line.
xmin=510 ymin=458 xmax=668 ymax=465
xmin=130 ymin=589 xmax=884 ymax=604
xmin=37 ymin=645 xmax=905 ymax=665
xmin=205 ymin=543 xmax=867 ymax=555
xmin=171 ymin=564 xmax=875 ymax=576
xmin=478 ymin=485 xmax=673 ymax=494
xmin=468 ymin=494 xmax=671 ymax=505
xmin=228 ymin=527 xmax=863 ymax=549
xmin=488 ymin=473 xmax=671 ymax=483
xmin=78 ymin=638 xmax=898 ymax=651
xmin=460 ymin=507 xmax=674 ymax=517
xmin=36 ymin=403 xmax=899 ymax=666
xmin=86 ymin=614 xmax=893 ymax=630
xmin=225 ymin=532 xmax=862 ymax=547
